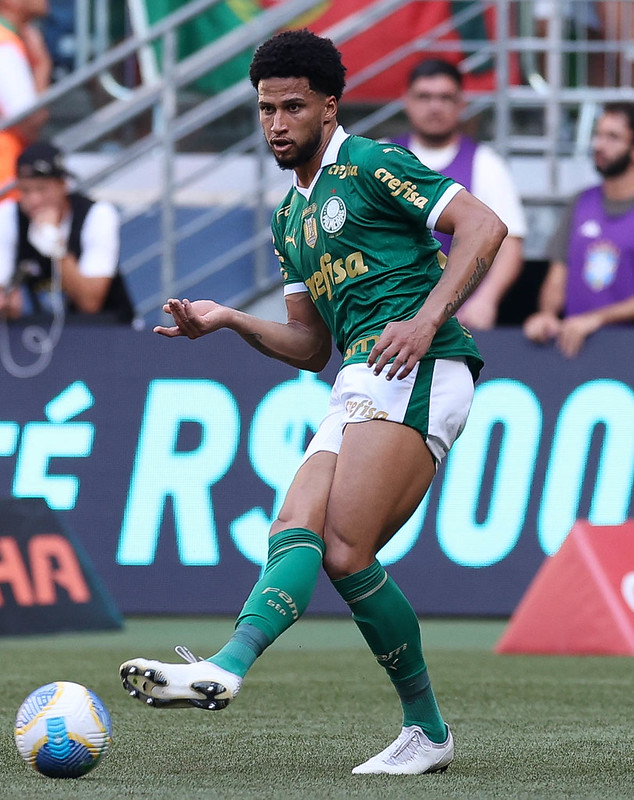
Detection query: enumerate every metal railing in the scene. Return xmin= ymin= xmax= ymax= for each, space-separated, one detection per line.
xmin=4 ymin=0 xmax=634 ymax=321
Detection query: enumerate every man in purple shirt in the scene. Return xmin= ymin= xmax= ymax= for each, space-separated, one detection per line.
xmin=393 ymin=58 xmax=526 ymax=330
xmin=524 ymin=103 xmax=634 ymax=357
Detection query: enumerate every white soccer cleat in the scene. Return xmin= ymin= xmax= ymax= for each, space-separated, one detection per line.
xmin=352 ymin=725 xmax=454 ymax=775
xmin=119 ymin=646 xmax=242 ymax=711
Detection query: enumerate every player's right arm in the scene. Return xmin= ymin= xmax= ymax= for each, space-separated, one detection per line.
xmin=154 ymin=293 xmax=332 ymax=373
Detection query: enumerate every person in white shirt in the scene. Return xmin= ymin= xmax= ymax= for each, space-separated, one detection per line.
xmin=0 ymin=141 xmax=134 ymax=323
xmin=394 ymin=58 xmax=526 ymax=330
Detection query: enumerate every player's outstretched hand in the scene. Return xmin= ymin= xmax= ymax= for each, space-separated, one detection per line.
xmin=153 ymin=298 xmax=228 ymax=339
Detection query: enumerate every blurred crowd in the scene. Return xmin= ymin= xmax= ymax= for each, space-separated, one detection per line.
xmin=0 ymin=1 xmax=632 ymax=356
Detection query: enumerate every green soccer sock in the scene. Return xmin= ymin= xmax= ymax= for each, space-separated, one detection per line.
xmin=332 ymin=560 xmax=447 ymax=743
xmin=208 ymin=528 xmax=325 ymax=678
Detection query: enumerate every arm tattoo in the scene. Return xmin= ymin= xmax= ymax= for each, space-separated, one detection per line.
xmin=242 ymin=332 xmax=294 ymax=364
xmin=443 ymin=257 xmax=489 ymax=320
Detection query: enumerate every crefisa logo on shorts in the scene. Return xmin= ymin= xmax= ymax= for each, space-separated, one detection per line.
xmin=320 ymin=196 xmax=347 ymax=234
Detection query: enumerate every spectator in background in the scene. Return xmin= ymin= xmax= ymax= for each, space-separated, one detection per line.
xmin=0 ymin=141 xmax=134 ymax=323
xmin=0 ymin=0 xmax=51 ymax=197
xmin=393 ymin=58 xmax=525 ymax=330
xmin=523 ymin=103 xmax=634 ymax=357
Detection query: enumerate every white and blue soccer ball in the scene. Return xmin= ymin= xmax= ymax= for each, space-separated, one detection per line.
xmin=14 ymin=681 xmax=112 ymax=779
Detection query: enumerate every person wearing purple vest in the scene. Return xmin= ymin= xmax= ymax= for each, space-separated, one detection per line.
xmin=393 ymin=58 xmax=526 ymax=330
xmin=524 ymin=103 xmax=634 ymax=357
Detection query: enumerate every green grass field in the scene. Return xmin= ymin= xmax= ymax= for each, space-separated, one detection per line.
xmin=2 ymin=617 xmax=632 ymax=800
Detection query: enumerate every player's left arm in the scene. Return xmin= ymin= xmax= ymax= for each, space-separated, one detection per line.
xmin=458 ymin=150 xmax=525 ymax=329
xmin=368 ymin=189 xmax=507 ymax=379
xmin=424 ymin=189 xmax=508 ymax=322
xmin=457 ymin=235 xmax=523 ymax=329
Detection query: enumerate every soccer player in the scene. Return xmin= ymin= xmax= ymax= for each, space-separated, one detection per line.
xmin=120 ymin=29 xmax=507 ymax=776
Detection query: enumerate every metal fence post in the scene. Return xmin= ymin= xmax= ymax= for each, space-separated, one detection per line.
xmin=160 ymin=26 xmax=177 ymax=318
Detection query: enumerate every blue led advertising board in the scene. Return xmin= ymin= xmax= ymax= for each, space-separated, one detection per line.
xmin=1 ymin=325 xmax=632 ymax=616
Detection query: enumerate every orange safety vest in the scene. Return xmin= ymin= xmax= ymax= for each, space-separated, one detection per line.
xmin=0 ymin=21 xmax=29 ymax=200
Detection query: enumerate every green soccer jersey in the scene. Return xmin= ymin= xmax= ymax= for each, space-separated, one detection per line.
xmin=271 ymin=128 xmax=484 ymax=379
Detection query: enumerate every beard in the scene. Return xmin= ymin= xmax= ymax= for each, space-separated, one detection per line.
xmin=268 ymin=128 xmax=323 ymax=170
xmin=595 ymin=149 xmax=632 ymax=178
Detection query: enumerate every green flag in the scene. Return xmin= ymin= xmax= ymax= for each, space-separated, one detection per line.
xmin=451 ymin=1 xmax=493 ymax=74
xmin=147 ymin=0 xmax=261 ymax=93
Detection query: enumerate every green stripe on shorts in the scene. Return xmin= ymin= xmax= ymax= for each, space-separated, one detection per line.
xmin=402 ymin=358 xmax=435 ymax=438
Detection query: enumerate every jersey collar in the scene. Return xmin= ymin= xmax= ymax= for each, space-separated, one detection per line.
xmin=0 ymin=15 xmax=17 ymax=34
xmin=293 ymin=125 xmax=350 ymax=199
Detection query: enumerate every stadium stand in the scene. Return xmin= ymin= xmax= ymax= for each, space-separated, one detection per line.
xmin=9 ymin=0 xmax=634 ymax=327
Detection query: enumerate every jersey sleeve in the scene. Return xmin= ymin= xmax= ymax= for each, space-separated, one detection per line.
xmin=271 ymin=199 xmax=306 ymax=293
xmin=359 ymin=142 xmax=460 ymax=231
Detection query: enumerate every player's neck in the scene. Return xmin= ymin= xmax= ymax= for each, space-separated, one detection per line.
xmin=294 ymin=123 xmax=338 ymax=188
xmin=0 ymin=11 xmax=20 ymax=31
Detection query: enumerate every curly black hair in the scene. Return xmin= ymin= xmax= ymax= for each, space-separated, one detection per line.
xmin=249 ymin=29 xmax=347 ymax=100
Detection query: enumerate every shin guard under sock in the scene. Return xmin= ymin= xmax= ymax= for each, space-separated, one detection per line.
xmin=332 ymin=560 xmax=447 ymax=742
xmin=209 ymin=528 xmax=324 ymax=677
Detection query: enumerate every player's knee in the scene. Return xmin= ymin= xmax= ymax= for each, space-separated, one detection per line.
xmin=322 ymin=529 xmax=372 ymax=580
xmin=270 ymin=511 xmax=325 ymax=538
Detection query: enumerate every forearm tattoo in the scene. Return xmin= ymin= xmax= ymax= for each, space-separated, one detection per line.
xmin=243 ymin=332 xmax=293 ymax=364
xmin=444 ymin=257 xmax=489 ymax=320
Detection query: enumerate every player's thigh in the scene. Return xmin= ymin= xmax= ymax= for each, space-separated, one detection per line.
xmin=323 ymin=419 xmax=436 ymax=575
xmin=322 ymin=357 xmax=474 ymax=575
xmin=270 ymin=450 xmax=337 ymax=538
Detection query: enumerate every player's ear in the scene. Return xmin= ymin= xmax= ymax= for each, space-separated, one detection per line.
xmin=324 ymin=96 xmax=338 ymax=122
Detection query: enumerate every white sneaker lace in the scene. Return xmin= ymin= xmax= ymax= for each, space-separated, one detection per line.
xmin=387 ymin=727 xmax=431 ymax=763
xmin=174 ymin=645 xmax=204 ymax=664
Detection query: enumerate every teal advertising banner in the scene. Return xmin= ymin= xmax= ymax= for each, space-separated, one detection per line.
xmin=1 ymin=326 xmax=632 ymax=616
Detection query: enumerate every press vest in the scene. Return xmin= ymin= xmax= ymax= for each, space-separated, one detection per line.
xmin=16 ymin=192 xmax=135 ymax=323
xmin=566 ymin=186 xmax=634 ymax=316
xmin=392 ymin=135 xmax=477 ymax=253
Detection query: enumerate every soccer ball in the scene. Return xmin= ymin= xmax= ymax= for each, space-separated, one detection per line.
xmin=14 ymin=681 xmax=112 ymax=779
